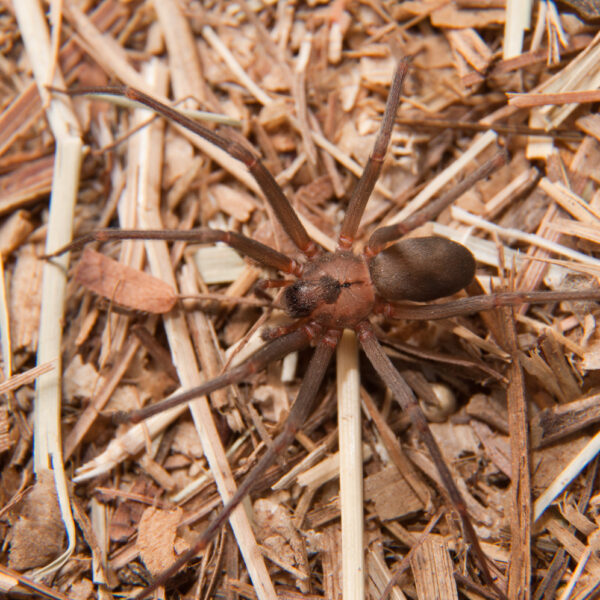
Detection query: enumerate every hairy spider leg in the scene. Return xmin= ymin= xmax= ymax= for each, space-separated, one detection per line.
xmin=52 ymin=84 xmax=318 ymax=258
xmin=365 ymin=151 xmax=507 ymax=255
xmin=357 ymin=321 xmax=499 ymax=590
xmin=47 ymin=227 xmax=303 ymax=277
xmin=134 ymin=330 xmax=341 ymax=600
xmin=338 ymin=59 xmax=409 ymax=249
xmin=120 ymin=326 xmax=315 ymax=423
xmin=381 ymin=288 xmax=600 ymax=321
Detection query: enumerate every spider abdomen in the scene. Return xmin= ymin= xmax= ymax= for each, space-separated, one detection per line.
xmin=368 ymin=237 xmax=476 ymax=302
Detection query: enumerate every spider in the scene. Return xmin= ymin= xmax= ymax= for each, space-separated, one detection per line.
xmin=50 ymin=59 xmax=600 ymax=599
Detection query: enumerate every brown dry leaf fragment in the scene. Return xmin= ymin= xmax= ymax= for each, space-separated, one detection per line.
xmin=63 ymin=354 xmax=98 ymax=402
xmin=136 ymin=506 xmax=187 ymax=577
xmin=9 ymin=244 xmax=43 ymax=352
xmin=581 ymin=340 xmax=600 ymax=369
xmin=253 ymin=497 xmax=310 ymax=593
xmin=74 ymin=248 xmax=177 ymax=314
xmin=170 ymin=420 xmax=206 ymax=459
xmin=109 ymin=480 xmax=157 ymax=543
xmin=8 ymin=469 xmax=65 ymax=570
xmin=65 ymin=577 xmax=94 ymax=600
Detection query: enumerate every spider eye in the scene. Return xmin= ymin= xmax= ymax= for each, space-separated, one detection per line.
xmin=284 ymin=276 xmax=341 ymax=317
xmin=368 ymin=237 xmax=475 ymax=302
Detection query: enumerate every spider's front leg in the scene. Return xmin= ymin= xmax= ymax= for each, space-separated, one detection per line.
xmin=338 ymin=59 xmax=409 ymax=249
xmin=46 ymin=227 xmax=303 ymax=276
xmin=54 ymin=83 xmax=318 ymax=258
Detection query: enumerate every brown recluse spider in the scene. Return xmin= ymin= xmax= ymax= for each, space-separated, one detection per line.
xmin=49 ymin=60 xmax=600 ymax=599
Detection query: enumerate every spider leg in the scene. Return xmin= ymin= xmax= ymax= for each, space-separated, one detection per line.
xmin=357 ymin=321 xmax=503 ymax=597
xmin=46 ymin=227 xmax=302 ymax=275
xmin=55 ymin=85 xmax=317 ymax=257
xmin=122 ymin=326 xmax=315 ymax=423
xmin=381 ymin=288 xmax=600 ymax=321
xmin=338 ymin=59 xmax=409 ymax=249
xmin=365 ymin=151 xmax=507 ymax=255
xmin=134 ymin=329 xmax=341 ymax=600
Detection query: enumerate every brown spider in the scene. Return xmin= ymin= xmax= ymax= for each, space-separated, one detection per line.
xmin=50 ymin=60 xmax=600 ymax=599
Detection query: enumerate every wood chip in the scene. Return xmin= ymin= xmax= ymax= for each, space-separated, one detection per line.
xmin=136 ymin=506 xmax=187 ymax=577
xmin=410 ymin=535 xmax=458 ymax=600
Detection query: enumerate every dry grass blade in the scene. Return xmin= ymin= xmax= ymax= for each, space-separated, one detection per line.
xmin=336 ymin=330 xmax=363 ymax=600
xmin=12 ymin=0 xmax=83 ymax=581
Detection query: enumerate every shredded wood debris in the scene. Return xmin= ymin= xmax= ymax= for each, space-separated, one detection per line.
xmin=2 ymin=2 xmax=600 ymax=600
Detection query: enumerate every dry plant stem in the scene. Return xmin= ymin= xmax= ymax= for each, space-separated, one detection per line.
xmin=337 ymin=330 xmax=364 ymax=600
xmin=501 ymin=304 xmax=532 ymax=599
xmin=14 ymin=0 xmax=83 ymax=580
xmin=136 ymin=334 xmax=339 ymax=599
xmin=452 ymin=206 xmax=600 ymax=267
xmin=0 ymin=563 xmax=72 ymax=600
xmin=393 ymin=117 xmax=582 ymax=142
xmin=0 ymin=255 xmax=10 ymax=378
xmin=357 ymin=322 xmax=497 ymax=591
xmin=503 ymin=0 xmax=533 ymax=59
xmin=0 ymin=362 xmax=55 ymax=394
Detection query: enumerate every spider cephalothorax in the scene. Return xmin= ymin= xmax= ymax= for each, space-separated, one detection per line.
xmin=283 ymin=251 xmax=375 ymax=325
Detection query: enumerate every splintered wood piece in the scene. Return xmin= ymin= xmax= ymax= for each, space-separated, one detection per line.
xmin=531 ymin=392 xmax=600 ymax=447
xmin=409 ymin=535 xmax=458 ymax=600
xmin=0 ymin=210 xmax=34 ymax=257
xmin=136 ymin=507 xmax=187 ymax=577
xmin=364 ymin=465 xmax=424 ymax=520
xmin=501 ymin=304 xmax=532 ymax=600
xmin=0 ymin=155 xmax=54 ymax=216
xmin=73 ymin=248 xmax=177 ymax=313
